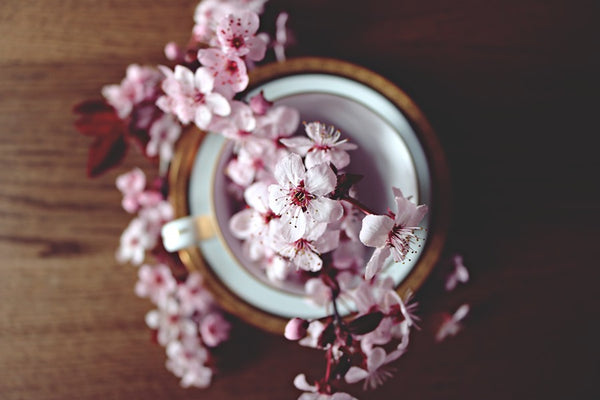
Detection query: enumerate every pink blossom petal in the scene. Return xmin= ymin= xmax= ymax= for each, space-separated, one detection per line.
xmin=267 ymin=184 xmax=288 ymax=214
xmin=194 ymin=105 xmax=212 ymax=129
xmin=304 ymin=163 xmax=336 ymax=196
xmin=245 ymin=34 xmax=268 ymax=61
xmin=307 ymin=197 xmax=343 ymax=224
xmin=229 ymin=100 xmax=255 ymax=130
xmin=360 ymin=214 xmax=395 ymax=247
xmin=243 ymin=181 xmax=270 ymax=213
xmin=194 ymin=67 xmax=214 ymax=93
xmin=279 ymin=136 xmax=312 ymax=155
xmin=344 ymin=366 xmax=369 ymax=384
xmin=285 ymin=206 xmax=307 ymax=242
xmin=313 ymin=230 xmax=340 ymax=254
xmin=293 ymin=248 xmax=323 ymax=272
xmin=365 ymin=246 xmax=391 ymax=280
xmin=367 ymin=347 xmax=387 ymax=371
xmin=273 ymin=152 xmax=305 ymax=187
xmin=229 ymin=208 xmax=255 ymax=238
xmin=205 ymin=92 xmax=231 ymax=117
xmin=305 ymin=148 xmax=351 ymax=170
xmin=293 ymin=374 xmax=315 ymax=392
xmin=174 ymin=65 xmax=195 ymax=91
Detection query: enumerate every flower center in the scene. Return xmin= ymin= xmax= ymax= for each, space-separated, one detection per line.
xmin=226 ymin=60 xmax=239 ymax=75
xmin=194 ymin=92 xmax=205 ymax=104
xmin=231 ymin=36 xmax=245 ymax=49
xmin=290 ymin=181 xmax=312 ymax=210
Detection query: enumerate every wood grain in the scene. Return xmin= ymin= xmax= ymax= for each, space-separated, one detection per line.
xmin=1 ymin=0 xmax=598 ymax=399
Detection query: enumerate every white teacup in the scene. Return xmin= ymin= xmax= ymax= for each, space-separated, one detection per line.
xmin=161 ymin=58 xmax=449 ymax=333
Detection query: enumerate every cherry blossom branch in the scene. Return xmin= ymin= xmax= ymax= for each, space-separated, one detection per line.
xmin=340 ymin=196 xmax=375 ymax=216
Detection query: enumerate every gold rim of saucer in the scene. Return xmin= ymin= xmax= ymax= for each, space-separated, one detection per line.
xmin=169 ymin=57 xmax=451 ymax=335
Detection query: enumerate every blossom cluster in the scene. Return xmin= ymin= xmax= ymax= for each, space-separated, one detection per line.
xmin=216 ymin=113 xmax=429 ymax=397
xmin=73 ymin=0 xmax=474 ymax=398
xmin=115 ymin=168 xmax=231 ymax=388
xmin=137 ymin=265 xmax=230 ymax=388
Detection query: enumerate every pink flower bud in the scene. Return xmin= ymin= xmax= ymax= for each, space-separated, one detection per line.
xmin=164 ymin=42 xmax=180 ymax=61
xmin=284 ymin=317 xmax=309 ymax=340
xmin=200 ymin=312 xmax=230 ymax=347
xmin=249 ymin=91 xmax=273 ymax=115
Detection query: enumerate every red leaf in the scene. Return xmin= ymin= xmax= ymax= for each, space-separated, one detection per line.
xmin=73 ymin=99 xmax=126 ymax=139
xmin=74 ymin=99 xmax=130 ymax=177
xmin=347 ymin=311 xmax=384 ymax=335
xmin=87 ymin=134 xmax=128 ymax=177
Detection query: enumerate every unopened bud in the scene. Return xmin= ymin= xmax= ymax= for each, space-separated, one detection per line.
xmin=249 ymin=91 xmax=273 ymax=115
xmin=284 ymin=317 xmax=309 ymax=340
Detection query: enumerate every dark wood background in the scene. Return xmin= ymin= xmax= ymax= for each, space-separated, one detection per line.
xmin=1 ymin=0 xmax=598 ymax=399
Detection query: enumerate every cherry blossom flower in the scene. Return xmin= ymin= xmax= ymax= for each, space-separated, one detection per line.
xmin=166 ymin=339 xmax=213 ymax=388
xmin=199 ymin=312 xmax=231 ymax=347
xmin=445 ymin=254 xmax=469 ymax=291
xmin=116 ymin=167 xmax=146 ymax=213
xmin=359 ymin=187 xmax=428 ymax=279
xmin=145 ymin=297 xmax=197 ymax=346
xmin=102 ymin=64 xmax=163 ymax=118
xmin=262 ymin=251 xmax=293 ymax=282
xmin=280 ymin=122 xmax=357 ymax=170
xmin=254 ymin=104 xmax=300 ymax=141
xmin=146 ymin=113 xmax=182 ymax=164
xmin=193 ymin=0 xmax=267 ymax=43
xmin=344 ymin=346 xmax=404 ymax=390
xmin=229 ymin=181 xmax=277 ymax=241
xmin=134 ymin=263 xmax=177 ymax=307
xmin=176 ymin=272 xmax=214 ymax=316
xmin=210 ymin=100 xmax=256 ymax=142
xmin=138 ymin=200 xmax=174 ymax=241
xmin=435 ymin=304 xmax=470 ymax=343
xmin=273 ymin=222 xmax=339 ymax=272
xmin=198 ymin=48 xmax=249 ymax=99
xmin=294 ymin=374 xmax=358 ymax=400
xmin=116 ymin=217 xmax=153 ymax=265
xmin=216 ymin=10 xmax=267 ymax=61
xmin=384 ymin=290 xmax=420 ymax=329
xmin=350 ymin=278 xmax=417 ymax=351
xmin=268 ymin=153 xmax=343 ymax=241
xmin=156 ymin=65 xmax=231 ymax=129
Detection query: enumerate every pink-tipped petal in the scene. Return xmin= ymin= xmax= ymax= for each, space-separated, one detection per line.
xmin=360 ymin=214 xmax=394 ymax=247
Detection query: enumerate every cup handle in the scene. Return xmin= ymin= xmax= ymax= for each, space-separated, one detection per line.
xmin=161 ymin=215 xmax=216 ymax=252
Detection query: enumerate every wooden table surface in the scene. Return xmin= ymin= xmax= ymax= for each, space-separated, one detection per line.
xmin=1 ymin=0 xmax=598 ymax=399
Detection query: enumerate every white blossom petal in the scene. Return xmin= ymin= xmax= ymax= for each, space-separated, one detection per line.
xmin=344 ymin=366 xmax=369 ymax=384
xmin=304 ymin=163 xmax=336 ymax=196
xmin=359 ymin=214 xmax=394 ymax=247
xmin=195 ymin=67 xmax=214 ymax=93
xmin=307 ymin=197 xmax=343 ymax=223
xmin=365 ymin=246 xmax=391 ymax=280
xmin=293 ymin=374 xmax=315 ymax=392
xmin=205 ymin=93 xmax=231 ymax=117
xmin=274 ymin=153 xmax=305 ymax=187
